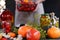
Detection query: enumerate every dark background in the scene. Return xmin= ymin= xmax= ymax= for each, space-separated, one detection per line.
xmin=43 ymin=0 xmax=60 ymax=17
xmin=6 ymin=0 xmax=60 ymax=17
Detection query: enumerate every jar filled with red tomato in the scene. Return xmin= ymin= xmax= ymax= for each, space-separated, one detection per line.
xmin=1 ymin=10 xmax=14 ymax=33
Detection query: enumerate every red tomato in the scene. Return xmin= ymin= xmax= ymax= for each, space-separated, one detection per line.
xmin=2 ymin=38 xmax=7 ymax=40
xmin=26 ymin=28 xmax=40 ymax=40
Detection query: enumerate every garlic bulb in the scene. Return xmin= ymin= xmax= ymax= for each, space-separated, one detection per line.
xmin=16 ymin=35 xmax=23 ymax=40
xmin=0 ymin=0 xmax=6 ymax=15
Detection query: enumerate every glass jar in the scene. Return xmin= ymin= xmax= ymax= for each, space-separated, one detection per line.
xmin=1 ymin=10 xmax=13 ymax=34
xmin=40 ymin=14 xmax=51 ymax=30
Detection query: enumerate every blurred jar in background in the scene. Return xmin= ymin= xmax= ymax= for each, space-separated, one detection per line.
xmin=1 ymin=10 xmax=14 ymax=34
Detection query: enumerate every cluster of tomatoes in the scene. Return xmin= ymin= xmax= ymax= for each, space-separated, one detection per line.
xmin=0 ymin=10 xmax=13 ymax=22
xmin=17 ymin=1 xmax=37 ymax=12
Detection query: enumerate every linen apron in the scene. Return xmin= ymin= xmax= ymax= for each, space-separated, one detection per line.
xmin=15 ymin=2 xmax=44 ymax=27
